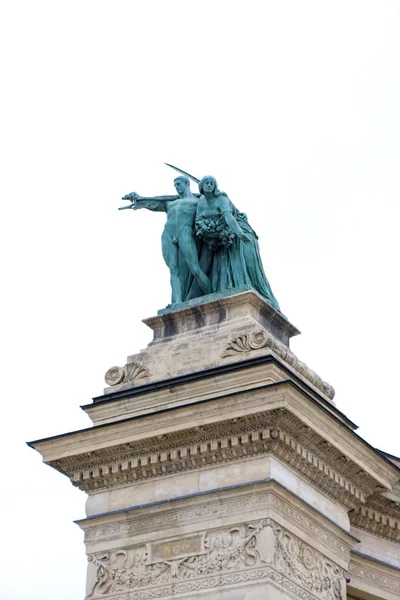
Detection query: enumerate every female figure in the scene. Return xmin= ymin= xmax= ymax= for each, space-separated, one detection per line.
xmin=190 ymin=175 xmax=280 ymax=312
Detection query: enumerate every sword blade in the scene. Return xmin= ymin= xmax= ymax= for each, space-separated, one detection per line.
xmin=164 ymin=163 xmax=200 ymax=184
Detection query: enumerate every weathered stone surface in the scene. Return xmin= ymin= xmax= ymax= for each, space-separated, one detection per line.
xmin=348 ymin=550 xmax=400 ymax=600
xmin=79 ymin=481 xmax=353 ymax=600
xmin=101 ymin=291 xmax=338 ymax=410
xmin=28 ymin=290 xmax=400 ymax=599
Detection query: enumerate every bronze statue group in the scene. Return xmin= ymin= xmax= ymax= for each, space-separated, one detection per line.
xmin=121 ymin=173 xmax=280 ymax=312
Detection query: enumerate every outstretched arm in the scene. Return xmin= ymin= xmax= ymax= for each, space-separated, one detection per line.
xmin=120 ymin=192 xmax=179 ymax=213
xmin=220 ymin=196 xmax=251 ymax=244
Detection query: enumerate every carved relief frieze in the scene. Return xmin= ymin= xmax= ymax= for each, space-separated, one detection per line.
xmin=83 ymin=487 xmax=350 ymax=564
xmin=222 ymin=330 xmax=335 ymax=400
xmin=273 ymin=522 xmax=345 ymax=598
xmin=85 ymin=569 xmax=328 ymax=600
xmin=86 ymin=519 xmax=346 ymax=600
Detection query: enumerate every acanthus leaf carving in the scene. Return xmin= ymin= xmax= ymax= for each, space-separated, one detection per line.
xmin=105 ymin=362 xmax=149 ymax=387
xmin=222 ymin=330 xmax=335 ymax=400
xmin=124 ymin=362 xmax=149 ymax=381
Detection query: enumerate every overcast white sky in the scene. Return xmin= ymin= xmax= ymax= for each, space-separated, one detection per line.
xmin=1 ymin=1 xmax=399 ymax=598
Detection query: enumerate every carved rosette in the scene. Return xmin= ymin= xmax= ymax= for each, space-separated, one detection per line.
xmin=105 ymin=362 xmax=149 ymax=387
xmin=86 ymin=519 xmax=345 ymax=599
xmin=222 ymin=330 xmax=335 ymax=400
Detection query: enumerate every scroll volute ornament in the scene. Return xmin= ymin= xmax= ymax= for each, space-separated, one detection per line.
xmin=105 ymin=362 xmax=149 ymax=386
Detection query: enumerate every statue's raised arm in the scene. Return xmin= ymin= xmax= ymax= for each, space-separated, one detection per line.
xmin=119 ymin=192 xmax=179 ymax=213
xmin=119 ymin=167 xmax=281 ymax=313
xmin=120 ymin=175 xmax=211 ymax=305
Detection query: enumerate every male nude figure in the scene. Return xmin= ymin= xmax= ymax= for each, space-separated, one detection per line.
xmin=122 ymin=176 xmax=212 ymax=304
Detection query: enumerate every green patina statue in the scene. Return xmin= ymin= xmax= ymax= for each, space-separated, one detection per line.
xmin=123 ymin=176 xmax=211 ymax=303
xmin=121 ymin=168 xmax=280 ymax=312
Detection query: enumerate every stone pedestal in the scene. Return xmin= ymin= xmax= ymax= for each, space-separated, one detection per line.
xmin=29 ymin=291 xmax=400 ymax=600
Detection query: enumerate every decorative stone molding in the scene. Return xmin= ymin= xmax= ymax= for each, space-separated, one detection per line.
xmin=82 ymin=485 xmax=351 ymax=565
xmin=350 ymin=505 xmax=400 ymax=543
xmin=273 ymin=522 xmax=345 ymax=598
xmin=72 ymin=429 xmax=364 ymax=507
xmin=349 ymin=552 xmax=400 ymax=595
xmin=86 ymin=519 xmax=345 ymax=599
xmin=51 ymin=408 xmax=381 ymax=507
xmin=86 ymin=569 xmax=334 ymax=600
xmin=105 ymin=362 xmax=149 ymax=387
xmin=222 ymin=330 xmax=335 ymax=400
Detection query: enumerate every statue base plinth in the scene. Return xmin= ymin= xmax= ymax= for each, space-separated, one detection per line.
xmin=101 ymin=290 xmax=300 ymax=398
xmin=155 ymin=286 xmax=297 ymax=343
xmin=94 ymin=291 xmax=338 ymax=427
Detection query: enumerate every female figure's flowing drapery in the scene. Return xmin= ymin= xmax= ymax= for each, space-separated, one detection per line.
xmin=182 ymin=177 xmax=280 ymax=312
xmin=215 ymin=202 xmax=280 ymax=311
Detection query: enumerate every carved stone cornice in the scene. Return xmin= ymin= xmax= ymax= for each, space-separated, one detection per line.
xmin=222 ymin=329 xmax=335 ymax=400
xmin=86 ymin=517 xmax=346 ymax=600
xmin=350 ymin=505 xmax=400 ymax=543
xmin=50 ymin=408 xmax=381 ymax=509
xmin=349 ymin=482 xmax=400 ymax=543
xmin=30 ymin=381 xmax=399 ymax=512
xmin=86 ymin=357 xmax=352 ymax=429
xmin=367 ymin=487 xmax=400 ymax=518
